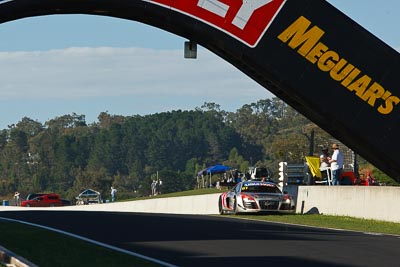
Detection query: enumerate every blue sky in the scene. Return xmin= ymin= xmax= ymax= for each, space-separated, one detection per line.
xmin=0 ymin=0 xmax=399 ymax=129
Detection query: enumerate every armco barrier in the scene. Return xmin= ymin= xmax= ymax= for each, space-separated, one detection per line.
xmin=296 ymin=186 xmax=400 ymax=223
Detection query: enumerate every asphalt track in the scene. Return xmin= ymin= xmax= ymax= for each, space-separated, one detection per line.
xmin=1 ymin=211 xmax=399 ymax=267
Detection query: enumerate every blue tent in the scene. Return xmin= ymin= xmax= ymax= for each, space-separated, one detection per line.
xmin=197 ymin=164 xmax=231 ymax=176
xmin=197 ymin=164 xmax=231 ymax=188
xmin=206 ymin=164 xmax=231 ymax=174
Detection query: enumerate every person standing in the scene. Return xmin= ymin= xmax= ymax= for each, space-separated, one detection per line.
xmin=151 ymin=180 xmax=157 ymax=196
xmin=110 ymin=186 xmax=117 ymax=202
xmin=14 ymin=191 xmax=20 ymax=206
xmin=319 ymin=148 xmax=331 ymax=183
xmin=329 ymin=144 xmax=344 ymax=185
xmin=158 ymin=179 xmax=163 ymax=194
xmin=216 ymin=180 xmax=221 ymax=190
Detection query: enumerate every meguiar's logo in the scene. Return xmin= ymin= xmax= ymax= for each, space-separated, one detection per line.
xmin=278 ymin=16 xmax=400 ymax=116
xmin=145 ymin=0 xmax=286 ymax=47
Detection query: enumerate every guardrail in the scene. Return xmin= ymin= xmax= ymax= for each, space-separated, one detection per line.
xmin=0 ymin=245 xmax=38 ymax=267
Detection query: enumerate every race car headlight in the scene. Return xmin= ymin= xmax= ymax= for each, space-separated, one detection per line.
xmin=241 ymin=193 xmax=256 ymax=202
xmin=282 ymin=194 xmax=292 ymax=203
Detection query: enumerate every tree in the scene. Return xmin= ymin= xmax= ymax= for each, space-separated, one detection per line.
xmin=2 ymin=97 xmax=390 ymax=199
xmin=45 ymin=113 xmax=86 ymax=131
xmin=15 ymin=117 xmax=44 ymax=137
xmin=271 ymin=133 xmax=308 ymax=163
xmin=223 ymin=148 xmax=249 ymax=172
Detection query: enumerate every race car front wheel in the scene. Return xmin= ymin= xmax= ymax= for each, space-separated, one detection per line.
xmin=233 ymin=197 xmax=239 ymax=215
xmin=218 ymin=196 xmax=225 ymax=215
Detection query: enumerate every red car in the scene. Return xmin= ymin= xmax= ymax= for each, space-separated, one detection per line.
xmin=21 ymin=193 xmax=63 ymax=207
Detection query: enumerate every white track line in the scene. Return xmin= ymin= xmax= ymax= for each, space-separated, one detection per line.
xmin=0 ymin=217 xmax=178 ymax=267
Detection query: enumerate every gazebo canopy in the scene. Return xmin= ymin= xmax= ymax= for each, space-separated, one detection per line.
xmin=197 ymin=164 xmax=231 ymax=176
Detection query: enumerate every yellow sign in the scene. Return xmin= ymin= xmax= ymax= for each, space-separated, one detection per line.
xmin=305 ymin=156 xmax=322 ymax=178
xmin=277 ymin=16 xmax=400 ymax=116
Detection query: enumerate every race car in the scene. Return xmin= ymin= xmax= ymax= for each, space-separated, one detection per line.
xmin=218 ymin=181 xmax=295 ymax=214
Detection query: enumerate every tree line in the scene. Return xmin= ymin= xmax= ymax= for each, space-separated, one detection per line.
xmin=0 ymin=98 xmax=396 ymax=201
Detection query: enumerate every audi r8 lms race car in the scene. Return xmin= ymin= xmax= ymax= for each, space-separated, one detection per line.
xmin=218 ymin=181 xmax=295 ymax=214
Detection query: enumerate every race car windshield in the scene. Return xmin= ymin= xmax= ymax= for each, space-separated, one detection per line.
xmin=241 ymin=185 xmax=281 ymax=193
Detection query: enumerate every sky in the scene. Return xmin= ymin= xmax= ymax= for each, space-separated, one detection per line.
xmin=0 ymin=0 xmax=399 ymax=129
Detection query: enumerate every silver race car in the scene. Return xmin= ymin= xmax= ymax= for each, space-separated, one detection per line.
xmin=218 ymin=181 xmax=295 ymax=214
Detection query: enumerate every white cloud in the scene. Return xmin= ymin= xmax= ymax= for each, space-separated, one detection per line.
xmin=0 ymin=46 xmax=272 ymax=100
xmin=0 ymin=46 xmax=273 ymax=128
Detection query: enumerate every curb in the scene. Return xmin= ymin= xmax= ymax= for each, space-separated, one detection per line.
xmin=0 ymin=245 xmax=38 ymax=267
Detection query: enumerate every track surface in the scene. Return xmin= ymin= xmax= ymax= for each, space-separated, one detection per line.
xmin=1 ymin=211 xmax=399 ymax=267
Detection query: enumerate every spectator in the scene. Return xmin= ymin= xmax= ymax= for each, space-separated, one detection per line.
xmin=216 ymin=180 xmax=221 ymax=190
xmin=319 ymin=148 xmax=331 ymax=183
xmin=14 ymin=191 xmax=20 ymax=206
xmin=329 ymin=144 xmax=344 ymax=185
xmin=158 ymin=179 xmax=163 ymax=194
xmin=151 ymin=180 xmax=157 ymax=196
xmin=111 ymin=186 xmax=117 ymax=202
xmin=366 ymin=171 xmax=377 ymax=186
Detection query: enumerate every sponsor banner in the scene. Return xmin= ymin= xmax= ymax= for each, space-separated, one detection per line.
xmin=145 ymin=0 xmax=286 ymax=47
xmin=258 ymin=0 xmax=400 ymax=179
xmin=276 ymin=15 xmax=400 ymax=117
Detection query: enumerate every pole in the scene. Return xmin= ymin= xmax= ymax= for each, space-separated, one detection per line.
xmin=309 ymin=129 xmax=314 ymax=156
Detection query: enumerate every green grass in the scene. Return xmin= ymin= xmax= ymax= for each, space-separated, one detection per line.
xmin=0 ymin=222 xmax=161 ymax=267
xmin=233 ymin=214 xmax=400 ymax=235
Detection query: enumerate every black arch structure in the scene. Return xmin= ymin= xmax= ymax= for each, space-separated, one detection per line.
xmin=1 ymin=0 xmax=400 ymax=181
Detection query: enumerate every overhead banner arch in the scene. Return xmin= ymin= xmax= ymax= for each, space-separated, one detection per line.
xmin=1 ymin=0 xmax=400 ymax=181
